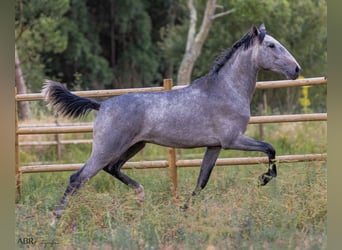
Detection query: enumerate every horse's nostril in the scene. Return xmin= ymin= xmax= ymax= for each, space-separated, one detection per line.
xmin=295 ymin=66 xmax=301 ymax=73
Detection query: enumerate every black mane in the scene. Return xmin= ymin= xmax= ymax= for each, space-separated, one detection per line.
xmin=209 ymin=28 xmax=260 ymax=75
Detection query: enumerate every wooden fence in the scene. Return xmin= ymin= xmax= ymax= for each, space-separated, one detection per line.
xmin=15 ymin=77 xmax=327 ymax=198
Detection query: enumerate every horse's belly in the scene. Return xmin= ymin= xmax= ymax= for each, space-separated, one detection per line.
xmin=142 ymin=126 xmax=220 ymax=148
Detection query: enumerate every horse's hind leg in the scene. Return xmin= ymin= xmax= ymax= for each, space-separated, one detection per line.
xmin=54 ymin=155 xmax=108 ymax=218
xmin=103 ymin=142 xmax=146 ymax=202
xmin=54 ymin=138 xmax=139 ymax=218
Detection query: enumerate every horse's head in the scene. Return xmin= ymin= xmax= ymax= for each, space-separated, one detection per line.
xmin=252 ymin=24 xmax=301 ymax=80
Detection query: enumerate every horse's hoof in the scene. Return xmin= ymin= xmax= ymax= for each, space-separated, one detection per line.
xmin=180 ymin=203 xmax=189 ymax=211
xmin=258 ymin=173 xmax=272 ymax=186
xmin=53 ymin=205 xmax=64 ymax=219
xmin=72 ymin=220 xmax=78 ymax=231
xmin=135 ymin=185 xmax=145 ymax=203
xmin=53 ymin=211 xmax=62 ymax=219
xmin=258 ymin=163 xmax=278 ymax=186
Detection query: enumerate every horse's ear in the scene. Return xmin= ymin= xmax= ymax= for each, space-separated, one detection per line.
xmin=258 ymin=23 xmax=267 ymax=43
xmin=252 ymin=24 xmax=259 ymax=37
xmin=259 ymin=23 xmax=266 ymax=32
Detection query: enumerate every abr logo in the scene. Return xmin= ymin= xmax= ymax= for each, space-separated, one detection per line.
xmin=17 ymin=237 xmax=36 ymax=245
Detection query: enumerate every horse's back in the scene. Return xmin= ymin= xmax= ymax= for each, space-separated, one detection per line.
xmin=93 ymin=86 xmax=212 ymax=147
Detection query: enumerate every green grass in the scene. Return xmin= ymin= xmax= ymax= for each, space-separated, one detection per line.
xmin=16 ymin=121 xmax=327 ymax=249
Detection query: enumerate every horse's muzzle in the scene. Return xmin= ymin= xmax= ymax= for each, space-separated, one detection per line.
xmin=287 ymin=64 xmax=301 ymax=80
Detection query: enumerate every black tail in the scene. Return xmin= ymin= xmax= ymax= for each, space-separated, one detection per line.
xmin=42 ymin=80 xmax=101 ymax=118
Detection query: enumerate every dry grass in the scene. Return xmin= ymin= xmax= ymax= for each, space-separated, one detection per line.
xmin=16 ymin=161 xmax=326 ymax=249
xmin=16 ymin=121 xmax=327 ymax=249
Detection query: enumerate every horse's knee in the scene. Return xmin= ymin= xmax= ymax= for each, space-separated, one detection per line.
xmin=69 ymin=169 xmax=89 ymax=189
xmin=264 ymin=142 xmax=275 ymax=159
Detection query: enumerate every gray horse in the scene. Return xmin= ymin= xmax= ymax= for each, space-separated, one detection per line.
xmin=43 ymin=24 xmax=301 ymax=218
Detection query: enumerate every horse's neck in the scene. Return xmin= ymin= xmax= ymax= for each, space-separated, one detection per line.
xmin=217 ymin=49 xmax=258 ymax=101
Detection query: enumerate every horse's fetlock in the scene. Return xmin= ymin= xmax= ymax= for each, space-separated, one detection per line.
xmin=270 ymin=158 xmax=277 ymax=164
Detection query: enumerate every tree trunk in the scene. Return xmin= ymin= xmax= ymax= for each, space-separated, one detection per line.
xmin=176 ymin=0 xmax=234 ymax=85
xmin=177 ymin=0 xmax=215 ymax=85
xmin=15 ymin=45 xmax=31 ymax=120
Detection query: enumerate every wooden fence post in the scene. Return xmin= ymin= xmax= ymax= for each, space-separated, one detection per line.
xmin=55 ymin=116 xmax=62 ymax=160
xmin=258 ymin=103 xmax=264 ymax=140
xmin=168 ymin=148 xmax=178 ymax=198
xmin=163 ymin=79 xmax=178 ymax=198
xmin=15 ymin=87 xmax=22 ymax=200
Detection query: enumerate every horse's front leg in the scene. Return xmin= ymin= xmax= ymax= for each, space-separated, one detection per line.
xmin=183 ymin=147 xmax=221 ymax=209
xmin=259 ymin=156 xmax=277 ymax=186
xmin=228 ymin=134 xmax=277 ymax=186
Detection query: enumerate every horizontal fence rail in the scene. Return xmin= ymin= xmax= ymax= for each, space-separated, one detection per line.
xmin=19 ymin=139 xmax=93 ymax=147
xmin=15 ymin=77 xmax=327 ymax=101
xmin=20 ymin=153 xmax=327 ymax=174
xmin=15 ymin=86 xmax=166 ymax=101
xmin=254 ymin=76 xmax=327 ymax=89
xmin=15 ymin=77 xmax=327 ymax=199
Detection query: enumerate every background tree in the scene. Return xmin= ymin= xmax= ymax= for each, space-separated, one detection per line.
xmin=176 ymin=0 xmax=234 ymax=85
xmin=32 ymin=0 xmax=179 ymax=90
xmin=15 ymin=45 xmax=31 ymax=119
xmin=91 ymin=0 xmax=159 ymax=89
xmin=15 ymin=0 xmax=69 ymax=118
xmin=42 ymin=0 xmax=112 ymax=90
xmin=15 ymin=0 xmax=69 ymax=92
xmin=15 ymin=0 xmax=327 ymax=117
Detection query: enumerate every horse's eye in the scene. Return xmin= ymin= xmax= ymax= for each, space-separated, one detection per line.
xmin=268 ymin=43 xmax=275 ymax=49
